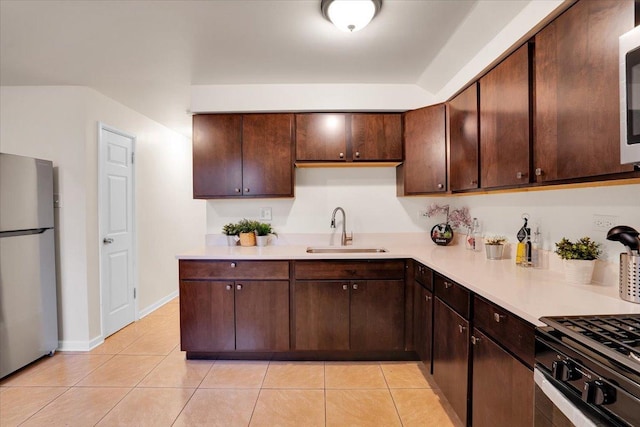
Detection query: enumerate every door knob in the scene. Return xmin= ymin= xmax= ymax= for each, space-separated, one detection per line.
xmin=103 ymin=237 xmax=114 ymax=244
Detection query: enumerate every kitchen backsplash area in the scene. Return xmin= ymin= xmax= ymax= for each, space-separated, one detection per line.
xmin=206 ymin=167 xmax=639 ymax=263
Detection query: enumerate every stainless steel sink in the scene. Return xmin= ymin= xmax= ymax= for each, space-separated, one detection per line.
xmin=305 ymin=247 xmax=388 ymax=254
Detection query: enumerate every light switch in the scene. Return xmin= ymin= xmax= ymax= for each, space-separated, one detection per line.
xmin=259 ymin=207 xmax=272 ymax=221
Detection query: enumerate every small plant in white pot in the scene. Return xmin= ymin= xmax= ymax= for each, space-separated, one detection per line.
xmin=255 ymin=222 xmax=277 ymax=247
xmin=554 ymin=237 xmax=601 ymax=285
xmin=484 ymin=236 xmax=507 ymax=260
xmin=222 ymin=222 xmax=239 ymax=246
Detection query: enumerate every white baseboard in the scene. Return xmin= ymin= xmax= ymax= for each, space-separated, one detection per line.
xmin=138 ymin=290 xmax=179 ymax=319
xmin=57 ymin=335 xmax=104 ymax=352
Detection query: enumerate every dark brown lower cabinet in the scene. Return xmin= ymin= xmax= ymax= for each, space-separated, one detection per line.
xmin=413 ymin=281 xmax=433 ymax=366
xmin=179 ymin=280 xmax=289 ymax=352
xmin=472 ymin=328 xmax=533 ymax=427
xmin=433 ymin=298 xmax=470 ymax=426
xmin=293 ymin=279 xmax=404 ymax=351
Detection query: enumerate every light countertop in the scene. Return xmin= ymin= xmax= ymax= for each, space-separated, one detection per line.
xmin=177 ymin=233 xmax=640 ymax=326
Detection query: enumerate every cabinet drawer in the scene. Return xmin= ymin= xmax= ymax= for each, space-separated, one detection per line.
xmin=434 ymin=274 xmax=470 ymax=319
xmin=294 ymin=260 xmax=405 ymax=280
xmin=473 ymin=296 xmax=535 ymax=368
xmin=179 ymin=260 xmax=290 ymax=280
xmin=414 ymin=261 xmax=432 ymax=290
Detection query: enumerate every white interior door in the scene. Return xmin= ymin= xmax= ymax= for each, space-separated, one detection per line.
xmin=99 ymin=124 xmax=136 ymax=338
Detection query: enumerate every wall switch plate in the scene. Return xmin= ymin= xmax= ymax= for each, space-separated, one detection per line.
xmin=592 ymin=214 xmax=618 ymax=232
xmin=259 ymin=207 xmax=272 ymax=221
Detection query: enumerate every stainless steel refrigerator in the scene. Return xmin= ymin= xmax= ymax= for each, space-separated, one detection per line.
xmin=0 ymin=153 xmax=58 ymax=379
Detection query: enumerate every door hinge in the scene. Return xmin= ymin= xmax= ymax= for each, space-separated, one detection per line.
xmin=133 ymin=288 xmax=136 ymax=299
xmin=131 ymin=152 xmax=135 ymax=164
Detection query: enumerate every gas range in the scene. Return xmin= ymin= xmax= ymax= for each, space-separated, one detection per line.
xmin=535 ymin=314 xmax=640 ymax=427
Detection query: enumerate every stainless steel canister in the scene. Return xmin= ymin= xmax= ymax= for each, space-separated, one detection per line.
xmin=620 ymin=253 xmax=640 ymax=304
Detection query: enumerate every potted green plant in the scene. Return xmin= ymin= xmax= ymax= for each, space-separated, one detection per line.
xmin=484 ymin=236 xmax=507 ymax=260
xmin=222 ymin=222 xmax=239 ymax=246
xmin=554 ymin=237 xmax=601 ymax=284
xmin=237 ymin=219 xmax=258 ymax=247
xmin=255 ymin=222 xmax=277 ymax=247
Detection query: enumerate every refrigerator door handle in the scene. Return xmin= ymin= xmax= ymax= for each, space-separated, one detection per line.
xmin=0 ymin=228 xmax=50 ymax=238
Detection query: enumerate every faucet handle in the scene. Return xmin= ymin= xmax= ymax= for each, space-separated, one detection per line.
xmin=345 ymin=232 xmax=353 ymax=245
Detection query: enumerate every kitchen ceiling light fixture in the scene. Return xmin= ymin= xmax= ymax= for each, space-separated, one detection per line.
xmin=321 ymin=0 xmax=382 ymax=32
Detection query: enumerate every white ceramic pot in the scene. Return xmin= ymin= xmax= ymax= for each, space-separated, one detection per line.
xmin=226 ymin=235 xmax=239 ymax=247
xmin=485 ymin=244 xmax=504 ymax=260
xmin=562 ymin=259 xmax=596 ymax=285
xmin=256 ymin=235 xmax=269 ymax=247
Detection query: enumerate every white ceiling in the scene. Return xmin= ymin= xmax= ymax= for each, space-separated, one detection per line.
xmin=0 ymin=0 xmax=532 ymax=135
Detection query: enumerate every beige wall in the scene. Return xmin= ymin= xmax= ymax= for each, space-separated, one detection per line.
xmin=0 ymin=86 xmax=205 ymax=350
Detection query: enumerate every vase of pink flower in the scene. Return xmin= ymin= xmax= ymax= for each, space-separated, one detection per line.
xmin=424 ymin=204 xmax=472 ymax=246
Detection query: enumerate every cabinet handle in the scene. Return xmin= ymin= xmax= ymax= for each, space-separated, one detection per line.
xmin=236 ymin=284 xmax=243 ymax=291
xmin=230 ymin=262 xmax=236 ymax=268
xmin=516 ymin=171 xmax=526 ymax=179
xmin=234 ymin=188 xmax=241 ymax=193
xmin=444 ymin=281 xmax=453 ymax=289
xmin=355 ymin=151 xmax=360 ymax=158
xmin=437 ymin=183 xmax=444 ymax=190
xmin=494 ymin=312 xmax=506 ymax=323
xmin=342 ymin=284 xmax=348 ymax=291
xmin=535 ymin=168 xmax=543 ymax=176
xmin=471 ymin=336 xmax=480 ymax=345
xmin=244 ymin=188 xmax=250 ymax=193
xmin=352 ymin=283 xmax=359 ymax=290
xmin=458 ymin=324 xmax=466 ymax=334
xmin=425 ymin=295 xmax=431 ymax=302
xmin=339 ymin=152 xmax=344 ymax=159
xmin=225 ymin=284 xmax=232 ymax=291
xmin=470 ymin=180 xmax=478 ymax=185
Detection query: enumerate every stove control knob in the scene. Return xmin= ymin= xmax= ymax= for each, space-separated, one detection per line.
xmin=551 ymin=360 xmax=581 ymax=382
xmin=582 ymin=380 xmax=616 ymax=406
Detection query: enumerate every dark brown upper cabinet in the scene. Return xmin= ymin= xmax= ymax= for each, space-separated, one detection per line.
xmin=534 ymin=0 xmax=635 ymax=182
xmin=448 ymin=83 xmax=479 ymax=191
xmin=351 ymin=114 xmax=403 ymax=161
xmin=192 ymin=113 xmax=294 ymax=199
xmin=295 ymin=113 xmax=402 ymax=163
xmin=479 ymin=43 xmax=531 ymax=189
xmin=396 ymin=104 xmax=447 ymax=195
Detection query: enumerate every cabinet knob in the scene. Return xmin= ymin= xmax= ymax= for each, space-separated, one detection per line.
xmin=516 ymin=171 xmax=526 ymax=179
xmin=535 ymin=168 xmax=543 ymax=177
xmin=355 ymin=151 xmax=360 ymax=158
xmin=437 ymin=183 xmax=444 ymax=190
xmin=234 ymin=188 xmax=241 ymax=193
xmin=470 ymin=180 xmax=478 ymax=185
xmin=225 ymin=284 xmax=232 ymax=291
xmin=471 ymin=336 xmax=480 ymax=345
xmin=444 ymin=281 xmax=453 ymax=289
xmin=352 ymin=283 xmax=359 ymax=290
xmin=493 ymin=312 xmax=506 ymax=323
xmin=230 ymin=262 xmax=236 ymax=268
xmin=244 ymin=188 xmax=250 ymax=193
xmin=425 ymin=295 xmax=431 ymax=302
xmin=342 ymin=284 xmax=348 ymax=291
xmin=339 ymin=152 xmax=344 ymax=159
xmin=458 ymin=324 xmax=466 ymax=334
xmin=236 ymin=284 xmax=243 ymax=291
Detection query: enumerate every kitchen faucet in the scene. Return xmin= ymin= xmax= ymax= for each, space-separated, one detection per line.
xmin=330 ymin=207 xmax=353 ymax=246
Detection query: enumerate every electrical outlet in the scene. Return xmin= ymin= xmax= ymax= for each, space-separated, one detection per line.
xmin=592 ymin=214 xmax=618 ymax=232
xmin=259 ymin=207 xmax=272 ymax=221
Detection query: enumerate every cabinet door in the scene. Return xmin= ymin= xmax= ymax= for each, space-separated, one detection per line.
xmin=397 ymin=104 xmax=447 ymax=195
xmin=413 ymin=282 xmax=433 ymax=366
xmin=351 ymin=114 xmax=402 ymax=161
xmin=235 ymin=281 xmax=290 ymax=351
xmin=350 ymin=280 xmax=405 ymax=351
xmin=534 ymin=0 xmax=634 ymax=181
xmin=179 ymin=280 xmax=235 ymax=351
xmin=480 ymin=44 xmax=531 ymax=189
xmin=293 ymin=281 xmax=350 ymax=350
xmin=433 ymin=298 xmax=469 ymax=426
xmin=472 ymin=328 xmax=533 ymax=427
xmin=449 ymin=83 xmax=479 ymax=191
xmin=296 ymin=114 xmax=347 ymax=161
xmin=192 ymin=114 xmax=242 ymax=198
xmin=242 ymin=114 xmax=294 ymax=197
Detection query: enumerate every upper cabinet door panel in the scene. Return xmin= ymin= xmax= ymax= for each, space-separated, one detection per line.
xmin=400 ymin=104 xmax=447 ymax=195
xmin=192 ymin=114 xmax=243 ymax=198
xmin=295 ymin=114 xmax=347 ymax=161
xmin=480 ymin=43 xmax=531 ymax=189
xmin=351 ymin=114 xmax=402 ymax=161
xmin=534 ymin=0 xmax=634 ymax=181
xmin=242 ymin=114 xmax=294 ymax=197
xmin=449 ymin=83 xmax=479 ymax=191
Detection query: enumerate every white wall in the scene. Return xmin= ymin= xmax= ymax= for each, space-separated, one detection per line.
xmin=0 ymin=86 xmax=205 ymax=350
xmin=207 ymin=168 xmax=639 ymax=263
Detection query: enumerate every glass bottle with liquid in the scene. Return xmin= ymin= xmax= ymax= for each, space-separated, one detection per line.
xmin=466 ymin=218 xmax=481 ymax=251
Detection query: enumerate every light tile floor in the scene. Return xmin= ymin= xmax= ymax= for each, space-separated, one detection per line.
xmin=0 ymin=298 xmax=463 ymax=427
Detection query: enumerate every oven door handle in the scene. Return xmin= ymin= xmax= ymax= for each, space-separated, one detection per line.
xmin=534 ymin=368 xmax=598 ymax=427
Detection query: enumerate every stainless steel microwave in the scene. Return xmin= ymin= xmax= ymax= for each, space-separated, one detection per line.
xmin=620 ymin=26 xmax=640 ymax=166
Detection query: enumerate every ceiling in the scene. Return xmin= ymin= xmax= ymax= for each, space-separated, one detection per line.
xmin=0 ymin=0 xmax=532 ymax=136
